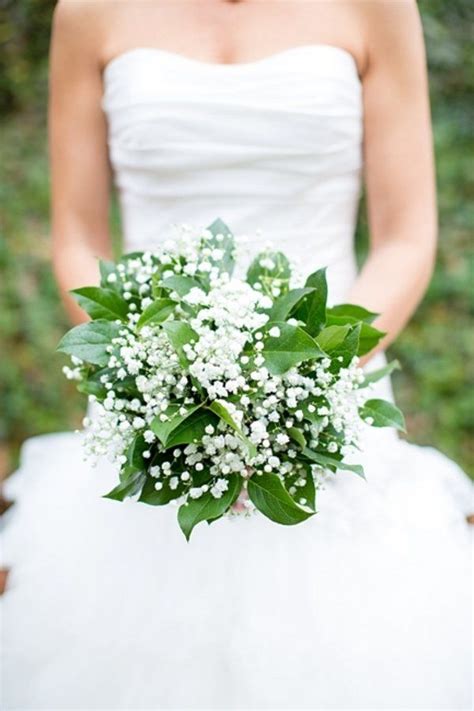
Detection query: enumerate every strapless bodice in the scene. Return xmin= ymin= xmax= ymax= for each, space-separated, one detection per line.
xmin=102 ymin=45 xmax=363 ymax=301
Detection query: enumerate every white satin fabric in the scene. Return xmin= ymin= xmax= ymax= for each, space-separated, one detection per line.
xmin=2 ymin=46 xmax=472 ymax=710
xmin=102 ymin=45 xmax=362 ymax=303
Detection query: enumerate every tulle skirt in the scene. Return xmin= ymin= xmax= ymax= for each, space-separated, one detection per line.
xmin=2 ymin=421 xmax=472 ymax=710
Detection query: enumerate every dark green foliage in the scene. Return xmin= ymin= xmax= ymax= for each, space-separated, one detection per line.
xmin=178 ymin=474 xmax=242 ymax=540
xmin=247 ymin=473 xmax=314 ymax=526
xmin=0 ymin=1 xmax=472 ymax=478
xmin=0 ymin=0 xmax=54 ymax=114
xmin=358 ymin=400 xmax=406 ymax=433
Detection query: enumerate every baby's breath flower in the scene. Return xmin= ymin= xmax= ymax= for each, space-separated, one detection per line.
xmin=68 ymin=223 xmax=372 ymax=531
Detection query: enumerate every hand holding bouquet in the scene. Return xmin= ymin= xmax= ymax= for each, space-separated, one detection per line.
xmin=58 ymin=219 xmax=404 ymax=539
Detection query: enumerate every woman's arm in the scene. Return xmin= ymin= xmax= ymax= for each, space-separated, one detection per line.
xmin=49 ymin=1 xmax=111 ymax=324
xmin=349 ymin=1 xmax=437 ymax=360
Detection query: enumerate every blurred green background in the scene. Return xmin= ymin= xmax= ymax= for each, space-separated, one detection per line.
xmin=0 ymin=1 xmax=473 ymax=479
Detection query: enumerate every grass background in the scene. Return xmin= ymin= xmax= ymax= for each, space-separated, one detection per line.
xmin=0 ymin=0 xmax=473 ymax=478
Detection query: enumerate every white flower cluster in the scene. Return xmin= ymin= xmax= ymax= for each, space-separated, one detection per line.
xmin=82 ymin=325 xmax=184 ymax=465
xmin=64 ymin=223 xmax=368 ymax=522
xmin=183 ymin=277 xmax=271 ymax=399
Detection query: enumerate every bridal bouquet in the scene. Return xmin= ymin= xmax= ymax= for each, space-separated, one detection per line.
xmin=58 ymin=219 xmax=404 ymax=539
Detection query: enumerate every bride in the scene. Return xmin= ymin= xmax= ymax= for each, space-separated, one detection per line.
xmin=3 ymin=1 xmax=472 ymax=708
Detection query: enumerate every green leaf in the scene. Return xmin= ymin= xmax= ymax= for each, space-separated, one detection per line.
xmin=151 ymin=272 xmax=168 ymax=299
xmin=297 ymin=268 xmax=328 ymax=335
xmin=206 ymin=218 xmax=236 ymax=275
xmin=136 ymin=298 xmax=175 ymax=329
xmin=331 ymin=323 xmax=361 ymax=367
xmin=247 ymin=473 xmax=314 ymax=525
xmin=162 ymin=321 xmax=198 ymax=366
xmin=283 ymin=463 xmax=316 ymax=511
xmin=150 ymin=403 xmax=203 ymax=446
xmin=191 ymin=467 xmax=213 ymax=487
xmin=327 ymin=303 xmax=378 ymax=324
xmin=208 ymin=400 xmax=240 ymax=431
xmin=269 ymin=288 xmax=314 ymax=321
xmin=357 ymin=323 xmax=386 ymax=356
xmin=207 ymin=401 xmax=257 ymax=460
xmin=359 ymin=399 xmax=406 ymax=432
xmin=139 ymin=474 xmax=185 ymax=506
xmin=161 ymin=275 xmax=200 ymax=296
xmin=120 ymin=251 xmax=145 ymax=262
xmin=98 ymin=259 xmax=118 ymax=288
xmin=76 ymin=379 xmax=107 ymax=399
xmin=113 ymin=375 xmax=139 ymax=397
xmin=315 ymin=324 xmax=351 ymax=352
xmin=360 ymin=360 xmax=401 ymax=387
xmin=207 ymin=217 xmax=231 ymax=236
xmin=119 ymin=463 xmax=142 ymax=484
xmin=71 ymin=286 xmax=129 ymax=321
xmin=299 ymin=401 xmax=325 ymax=425
xmin=165 ymin=409 xmax=218 ymax=449
xmin=261 ymin=322 xmax=323 ymax=375
xmin=301 ymin=448 xmax=365 ymax=478
xmin=127 ymin=434 xmax=147 ymax=470
xmin=299 ymin=464 xmax=316 ymax=511
xmin=178 ymin=474 xmax=242 ymax=540
xmin=246 ymin=251 xmax=291 ymax=293
xmin=103 ymin=471 xmax=146 ymax=501
xmin=77 ymin=366 xmax=115 ymax=399
xmin=288 ymin=427 xmax=306 ymax=449
xmin=57 ymin=320 xmax=122 ymax=366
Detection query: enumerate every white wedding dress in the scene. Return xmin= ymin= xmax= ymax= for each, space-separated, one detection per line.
xmin=2 ymin=45 xmax=473 ymax=710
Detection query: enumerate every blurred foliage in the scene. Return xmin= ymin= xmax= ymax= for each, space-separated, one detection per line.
xmin=0 ymin=1 xmax=472 ymax=477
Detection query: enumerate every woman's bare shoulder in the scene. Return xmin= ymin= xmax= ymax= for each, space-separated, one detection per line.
xmin=356 ymin=0 xmax=424 ymax=64
xmin=53 ymin=0 xmax=109 ymax=27
xmin=52 ymin=0 xmax=112 ymax=64
xmin=355 ymin=0 xmax=420 ymax=25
